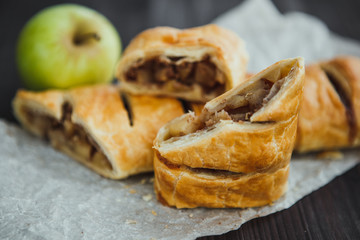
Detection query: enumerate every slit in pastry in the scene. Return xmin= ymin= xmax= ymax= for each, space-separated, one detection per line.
xmin=13 ymin=85 xmax=184 ymax=179
xmin=295 ymin=56 xmax=360 ymax=153
xmin=321 ymin=66 xmax=357 ymax=143
xmin=120 ymin=93 xmax=134 ymax=126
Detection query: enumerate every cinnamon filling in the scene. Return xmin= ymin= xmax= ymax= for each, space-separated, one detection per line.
xmin=160 ymin=77 xmax=285 ymax=142
xmin=324 ymin=70 xmax=357 ymax=143
xmin=125 ymin=55 xmax=226 ymax=96
xmin=204 ymin=78 xmax=284 ymax=127
xmin=22 ymin=103 xmax=113 ymax=171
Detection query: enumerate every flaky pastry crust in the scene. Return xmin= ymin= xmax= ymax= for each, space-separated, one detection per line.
xmin=116 ymin=24 xmax=248 ymax=102
xmin=154 ymin=152 xmax=289 ymax=208
xmin=295 ymin=56 xmax=360 ymax=152
xmin=154 ymin=57 xmax=305 ymax=208
xmin=13 ymin=85 xmax=184 ymax=179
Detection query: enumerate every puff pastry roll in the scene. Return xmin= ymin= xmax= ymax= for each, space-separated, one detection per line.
xmin=116 ymin=24 xmax=248 ymax=102
xmin=153 ymin=57 xmax=305 ymax=208
xmin=13 ymin=85 xmax=184 ymax=179
xmin=295 ymin=56 xmax=360 ymax=152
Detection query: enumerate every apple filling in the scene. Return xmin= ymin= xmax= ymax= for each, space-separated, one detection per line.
xmin=160 ymin=77 xmax=286 ymax=144
xmin=21 ymin=103 xmax=113 ymax=171
xmin=125 ymin=55 xmax=226 ymax=96
xmin=204 ymin=78 xmax=284 ymax=127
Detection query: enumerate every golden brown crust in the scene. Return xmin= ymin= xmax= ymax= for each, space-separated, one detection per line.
xmin=154 ymin=58 xmax=304 ymax=208
xmin=13 ymin=90 xmax=64 ymax=120
xmin=295 ymin=56 xmax=360 ymax=152
xmin=154 ymin=153 xmax=289 ymax=208
xmin=156 ymin=115 xmax=297 ymax=174
xmin=295 ymin=64 xmax=349 ymax=152
xmin=13 ymin=85 xmax=184 ymax=179
xmin=116 ymin=24 xmax=248 ymax=102
xmin=321 ymin=56 xmax=360 ymax=144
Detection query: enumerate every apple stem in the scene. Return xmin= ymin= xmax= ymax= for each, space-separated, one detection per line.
xmin=74 ymin=33 xmax=101 ymax=45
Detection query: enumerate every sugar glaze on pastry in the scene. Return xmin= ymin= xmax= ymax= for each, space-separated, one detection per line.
xmin=116 ymin=24 xmax=248 ymax=102
xmin=153 ymin=57 xmax=305 ymax=208
xmin=13 ymin=85 xmax=184 ymax=179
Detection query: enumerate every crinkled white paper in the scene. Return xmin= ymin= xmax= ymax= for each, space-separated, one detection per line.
xmin=214 ymin=0 xmax=360 ymax=73
xmin=1 ymin=0 xmax=360 ymax=239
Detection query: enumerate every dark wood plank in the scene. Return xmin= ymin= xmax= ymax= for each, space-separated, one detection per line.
xmin=198 ymin=164 xmax=360 ymax=240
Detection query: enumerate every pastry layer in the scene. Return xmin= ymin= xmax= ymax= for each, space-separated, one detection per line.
xmin=156 ymin=114 xmax=297 ymax=174
xmin=154 ymin=152 xmax=289 ymax=208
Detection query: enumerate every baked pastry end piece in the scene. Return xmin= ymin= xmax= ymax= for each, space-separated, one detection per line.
xmin=295 ymin=56 xmax=360 ymax=152
xmin=116 ymin=24 xmax=248 ymax=102
xmin=13 ymin=85 xmax=184 ymax=179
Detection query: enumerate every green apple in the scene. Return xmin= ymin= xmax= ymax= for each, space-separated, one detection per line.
xmin=16 ymin=4 xmax=121 ymax=90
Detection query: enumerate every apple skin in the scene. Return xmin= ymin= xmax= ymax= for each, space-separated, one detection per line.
xmin=16 ymin=4 xmax=121 ymax=90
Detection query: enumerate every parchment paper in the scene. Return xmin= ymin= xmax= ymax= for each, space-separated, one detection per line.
xmin=1 ymin=0 xmax=360 ymax=239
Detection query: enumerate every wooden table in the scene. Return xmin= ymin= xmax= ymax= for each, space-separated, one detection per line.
xmin=1 ymin=1 xmax=359 ymax=239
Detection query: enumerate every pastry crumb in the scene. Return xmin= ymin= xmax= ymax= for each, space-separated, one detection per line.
xmin=142 ymin=194 xmax=153 ymax=202
xmin=316 ymin=151 xmax=344 ymax=160
xmin=164 ymin=225 xmax=168 ymax=229
xmin=125 ymin=219 xmax=137 ymax=224
xmin=129 ymin=189 xmax=137 ymax=194
xmin=151 ymin=210 xmax=157 ymax=216
xmin=189 ymin=214 xmax=193 ymax=218
xmin=140 ymin=178 xmax=147 ymax=184
xmin=149 ymin=177 xmax=154 ymax=183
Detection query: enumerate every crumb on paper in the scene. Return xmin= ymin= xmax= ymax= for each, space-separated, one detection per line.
xmin=316 ymin=151 xmax=344 ymax=160
xmin=164 ymin=225 xmax=168 ymax=229
xmin=151 ymin=210 xmax=157 ymax=216
xmin=6 ymin=129 xmax=14 ymax=136
xmin=189 ymin=214 xmax=193 ymax=218
xmin=149 ymin=177 xmax=154 ymax=183
xmin=129 ymin=189 xmax=137 ymax=194
xmin=123 ymin=185 xmax=130 ymax=189
xmin=140 ymin=178 xmax=147 ymax=184
xmin=125 ymin=219 xmax=137 ymax=224
xmin=142 ymin=194 xmax=152 ymax=202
